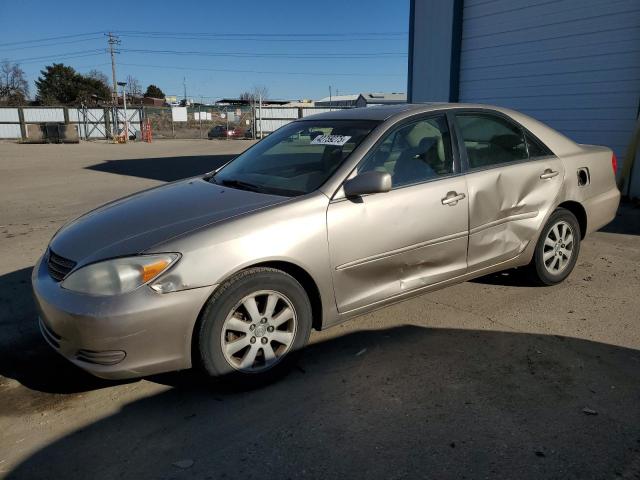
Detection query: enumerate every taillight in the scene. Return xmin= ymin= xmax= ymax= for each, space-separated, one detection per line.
xmin=612 ymin=152 xmax=618 ymax=174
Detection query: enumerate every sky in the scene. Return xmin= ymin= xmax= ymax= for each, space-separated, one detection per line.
xmin=0 ymin=0 xmax=409 ymax=102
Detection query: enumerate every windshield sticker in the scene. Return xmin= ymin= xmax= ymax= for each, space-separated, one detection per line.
xmin=310 ymin=134 xmax=352 ymax=146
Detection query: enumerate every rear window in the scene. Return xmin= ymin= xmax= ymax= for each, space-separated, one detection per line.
xmin=456 ymin=113 xmax=527 ymax=169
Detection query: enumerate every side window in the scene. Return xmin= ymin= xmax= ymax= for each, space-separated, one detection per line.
xmin=525 ymin=131 xmax=553 ymax=158
xmin=359 ymin=115 xmax=453 ymax=188
xmin=456 ymin=114 xmax=527 ymax=169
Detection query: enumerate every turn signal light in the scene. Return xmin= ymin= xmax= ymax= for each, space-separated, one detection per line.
xmin=612 ymin=153 xmax=618 ymax=174
xmin=142 ymin=259 xmax=171 ymax=283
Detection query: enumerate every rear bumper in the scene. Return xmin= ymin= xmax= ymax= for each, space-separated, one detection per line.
xmin=32 ymin=255 xmax=216 ymax=380
xmin=584 ymin=187 xmax=621 ymax=235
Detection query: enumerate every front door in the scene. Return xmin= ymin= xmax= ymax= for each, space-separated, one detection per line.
xmin=454 ymin=112 xmax=565 ymax=271
xmin=327 ymin=114 xmax=469 ymax=313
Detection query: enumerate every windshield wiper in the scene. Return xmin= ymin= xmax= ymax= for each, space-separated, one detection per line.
xmin=220 ymin=179 xmax=264 ymax=193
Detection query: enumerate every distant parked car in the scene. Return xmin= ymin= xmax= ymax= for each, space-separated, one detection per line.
xmin=33 ymin=103 xmax=620 ymax=385
xmin=208 ymin=125 xmax=249 ymax=139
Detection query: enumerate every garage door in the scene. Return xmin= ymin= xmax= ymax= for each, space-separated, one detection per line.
xmin=458 ymin=0 xmax=640 ymax=166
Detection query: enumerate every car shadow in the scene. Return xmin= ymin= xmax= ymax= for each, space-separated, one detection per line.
xmin=6 ymin=325 xmax=640 ymax=479
xmin=85 ymin=154 xmax=236 ymax=182
xmin=0 ymin=267 xmax=122 ymax=397
xmin=469 ymin=267 xmax=539 ymax=287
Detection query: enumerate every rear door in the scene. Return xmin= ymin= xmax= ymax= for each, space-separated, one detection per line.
xmin=327 ymin=114 xmax=469 ymax=313
xmin=453 ymin=111 xmax=564 ymax=271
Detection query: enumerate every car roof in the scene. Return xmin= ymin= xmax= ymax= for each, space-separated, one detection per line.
xmin=297 ymin=102 xmax=580 ymax=158
xmin=295 ymin=102 xmax=509 ymax=122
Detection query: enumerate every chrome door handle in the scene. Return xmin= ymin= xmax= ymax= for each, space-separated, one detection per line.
xmin=540 ymin=169 xmax=559 ymax=179
xmin=441 ymin=191 xmax=466 ymax=206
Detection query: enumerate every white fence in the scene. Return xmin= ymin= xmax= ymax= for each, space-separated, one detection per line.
xmin=256 ymin=106 xmax=350 ymax=135
xmin=0 ymin=106 xmax=143 ymax=140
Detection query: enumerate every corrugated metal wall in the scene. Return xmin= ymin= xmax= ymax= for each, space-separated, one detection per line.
xmin=0 ymin=108 xmax=19 ymax=123
xmin=0 ymin=124 xmax=21 ymax=138
xmin=256 ymin=107 xmax=352 ymax=134
xmin=458 ymin=0 xmax=640 ymax=164
xmin=23 ymin=108 xmax=65 ymax=123
xmin=0 ymin=107 xmax=143 ymax=139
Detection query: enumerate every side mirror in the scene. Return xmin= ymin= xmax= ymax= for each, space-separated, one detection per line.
xmin=343 ymin=171 xmax=392 ymax=197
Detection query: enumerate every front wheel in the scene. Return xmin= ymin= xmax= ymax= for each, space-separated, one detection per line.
xmin=197 ymin=267 xmax=312 ymax=385
xmin=530 ymin=208 xmax=581 ymax=285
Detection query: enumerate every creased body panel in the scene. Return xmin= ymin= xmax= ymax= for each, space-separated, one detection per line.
xmin=327 ymin=177 xmax=469 ymax=312
xmin=465 ymin=158 xmax=565 ymax=270
xmin=559 ymin=145 xmax=620 ymax=235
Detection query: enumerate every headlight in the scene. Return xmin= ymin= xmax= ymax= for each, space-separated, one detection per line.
xmin=61 ymin=254 xmax=180 ymax=295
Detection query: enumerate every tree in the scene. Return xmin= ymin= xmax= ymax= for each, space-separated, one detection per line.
xmin=76 ymin=75 xmax=111 ymax=104
xmin=144 ymin=84 xmax=165 ymax=99
xmin=239 ymin=85 xmax=269 ymax=104
xmin=87 ymin=69 xmax=111 ymax=91
xmin=0 ymin=61 xmax=29 ymax=105
xmin=126 ymin=75 xmax=142 ymax=97
xmin=35 ymin=63 xmax=110 ymax=105
xmin=35 ymin=63 xmax=77 ymax=104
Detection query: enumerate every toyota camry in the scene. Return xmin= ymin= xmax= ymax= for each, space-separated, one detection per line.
xmin=32 ymin=103 xmax=620 ymax=384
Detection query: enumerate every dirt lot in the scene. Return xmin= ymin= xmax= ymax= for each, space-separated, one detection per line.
xmin=1 ymin=140 xmax=639 ymax=479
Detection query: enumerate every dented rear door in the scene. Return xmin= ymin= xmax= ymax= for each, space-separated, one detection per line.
xmin=454 ymin=112 xmax=565 ymax=271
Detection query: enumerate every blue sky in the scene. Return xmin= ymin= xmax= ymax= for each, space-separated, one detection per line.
xmin=0 ymin=0 xmax=409 ymax=102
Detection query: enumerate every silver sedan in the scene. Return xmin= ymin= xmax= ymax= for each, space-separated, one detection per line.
xmin=32 ymin=103 xmax=620 ymax=384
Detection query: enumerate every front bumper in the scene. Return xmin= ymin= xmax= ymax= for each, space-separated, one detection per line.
xmin=32 ymin=255 xmax=217 ymax=380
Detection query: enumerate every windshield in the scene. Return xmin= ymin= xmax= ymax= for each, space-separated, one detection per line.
xmin=212 ymin=120 xmax=379 ymax=196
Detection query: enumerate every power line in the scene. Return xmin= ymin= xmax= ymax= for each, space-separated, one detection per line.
xmin=8 ymin=49 xmax=105 ymax=64
xmin=114 ymin=30 xmax=407 ymax=38
xmin=0 ymin=35 xmax=104 ymax=52
xmin=0 ymin=31 xmax=104 ymax=48
xmin=119 ymin=48 xmax=406 ymax=59
xmin=117 ymin=34 xmax=405 ymax=43
xmin=117 ymin=62 xmax=405 ymax=77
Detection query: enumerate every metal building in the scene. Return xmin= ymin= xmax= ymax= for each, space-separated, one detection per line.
xmin=408 ymin=0 xmax=640 ymax=197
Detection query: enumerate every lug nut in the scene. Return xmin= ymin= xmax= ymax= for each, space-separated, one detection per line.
xmin=267 ymin=326 xmax=274 ymax=332
xmin=249 ymin=324 xmax=255 ymax=331
xmin=250 ymin=337 xmax=256 ymax=343
xmin=261 ymin=318 xmax=267 ymax=323
xmin=261 ymin=337 xmax=268 ymax=344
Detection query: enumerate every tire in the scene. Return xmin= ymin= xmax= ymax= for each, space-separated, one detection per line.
xmin=197 ymin=267 xmax=312 ymax=386
xmin=530 ymin=208 xmax=581 ymax=286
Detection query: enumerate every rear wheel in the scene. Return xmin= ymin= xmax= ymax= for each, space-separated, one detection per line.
xmin=530 ymin=208 xmax=581 ymax=285
xmin=197 ymin=267 xmax=312 ymax=385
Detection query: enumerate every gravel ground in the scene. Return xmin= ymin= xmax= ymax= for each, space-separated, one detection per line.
xmin=0 ymin=140 xmax=639 ymax=479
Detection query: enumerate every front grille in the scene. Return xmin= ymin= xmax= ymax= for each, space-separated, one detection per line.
xmin=47 ymin=249 xmax=76 ymax=282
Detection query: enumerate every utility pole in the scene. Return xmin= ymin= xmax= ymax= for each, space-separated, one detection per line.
xmin=107 ymin=32 xmax=120 ymax=139
xmin=107 ymin=32 xmax=120 ymax=104
xmin=118 ymin=81 xmax=128 ymax=143
xmin=258 ymin=92 xmax=263 ymax=139
xmin=183 ymin=77 xmax=187 ymax=105
xmin=329 ymin=85 xmax=332 ymax=108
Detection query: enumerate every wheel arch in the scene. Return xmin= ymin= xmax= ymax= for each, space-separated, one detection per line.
xmin=556 ymin=200 xmax=587 ymax=239
xmin=190 ymin=259 xmax=324 ymax=366
xmin=250 ymin=260 xmax=324 ymax=332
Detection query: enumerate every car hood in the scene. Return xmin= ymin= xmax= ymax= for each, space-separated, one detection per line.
xmin=50 ymin=178 xmax=288 ymax=265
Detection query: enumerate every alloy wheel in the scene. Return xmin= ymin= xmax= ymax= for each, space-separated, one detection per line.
xmin=542 ymin=220 xmax=574 ymax=275
xmin=220 ymin=290 xmax=297 ymax=373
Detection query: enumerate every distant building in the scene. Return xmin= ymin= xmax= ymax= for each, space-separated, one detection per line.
xmin=283 ymin=99 xmax=315 ymax=107
xmin=215 ymin=98 xmax=291 ymax=106
xmin=315 ymin=92 xmax=407 ymax=108
xmin=142 ymin=97 xmax=164 ymax=107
